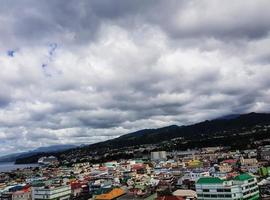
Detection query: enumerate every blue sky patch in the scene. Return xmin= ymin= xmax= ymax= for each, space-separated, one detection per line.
xmin=7 ymin=50 xmax=15 ymax=57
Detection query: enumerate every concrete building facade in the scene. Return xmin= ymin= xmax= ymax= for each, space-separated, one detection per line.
xmin=196 ymin=173 xmax=259 ymax=200
xmin=32 ymin=185 xmax=71 ymax=200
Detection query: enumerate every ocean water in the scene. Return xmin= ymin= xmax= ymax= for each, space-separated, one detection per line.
xmin=0 ymin=162 xmax=38 ymax=172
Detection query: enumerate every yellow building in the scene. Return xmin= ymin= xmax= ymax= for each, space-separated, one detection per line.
xmin=188 ymin=160 xmax=202 ymax=168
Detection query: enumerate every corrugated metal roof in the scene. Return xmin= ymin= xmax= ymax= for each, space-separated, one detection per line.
xmin=95 ymin=188 xmax=125 ymax=200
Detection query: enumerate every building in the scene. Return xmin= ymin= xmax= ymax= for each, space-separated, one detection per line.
xmin=32 ymin=185 xmax=71 ymax=200
xmin=155 ymin=196 xmax=184 ymax=200
xmin=240 ymin=157 xmax=259 ymax=174
xmin=258 ymin=166 xmax=270 ymax=177
xmin=196 ymin=173 xmax=259 ymax=200
xmin=240 ymin=157 xmax=258 ymax=166
xmin=151 ymin=152 xmax=167 ymax=161
xmin=258 ymin=178 xmax=270 ymax=199
xmin=260 ymin=146 xmax=270 ymax=161
xmin=13 ymin=189 xmax=32 ymax=200
xmin=95 ymin=188 xmax=125 ymax=200
xmin=182 ymin=170 xmax=210 ymax=182
xmin=172 ymin=189 xmax=197 ymax=199
xmin=0 ymin=192 xmax=13 ymax=200
xmin=38 ymin=156 xmax=59 ymax=166
xmin=185 ymin=160 xmax=203 ymax=168
xmin=1 ymin=188 xmax=31 ymax=200
xmin=219 ymin=162 xmax=233 ymax=173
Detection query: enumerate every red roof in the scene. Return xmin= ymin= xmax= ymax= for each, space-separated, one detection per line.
xmin=99 ymin=167 xmax=108 ymax=171
xmin=222 ymin=159 xmax=237 ymax=164
xmin=71 ymin=182 xmax=82 ymax=190
xmin=156 ymin=196 xmax=184 ymax=200
xmin=23 ymin=185 xmax=31 ymax=190
xmin=132 ymin=165 xmax=144 ymax=170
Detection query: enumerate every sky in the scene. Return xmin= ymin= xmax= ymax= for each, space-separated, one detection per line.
xmin=0 ymin=0 xmax=270 ymax=155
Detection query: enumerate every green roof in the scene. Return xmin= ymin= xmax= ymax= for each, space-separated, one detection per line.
xmin=197 ymin=173 xmax=255 ymax=184
xmin=197 ymin=177 xmax=224 ymax=184
xmin=135 ymin=184 xmax=146 ymax=190
xmin=135 ymin=159 xmax=144 ymax=163
xmin=234 ymin=173 xmax=254 ymax=181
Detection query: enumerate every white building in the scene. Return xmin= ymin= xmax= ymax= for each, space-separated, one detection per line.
xmin=13 ymin=190 xmax=32 ymax=200
xmin=151 ymin=151 xmax=167 ymax=161
xmin=182 ymin=170 xmax=210 ymax=182
xmin=32 ymin=185 xmax=71 ymax=200
xmin=1 ymin=190 xmax=31 ymax=200
xmin=38 ymin=156 xmax=59 ymax=166
xmin=196 ymin=173 xmax=259 ymax=200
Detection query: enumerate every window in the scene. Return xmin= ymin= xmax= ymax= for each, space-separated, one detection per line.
xmin=217 ymin=189 xmax=224 ymax=192
xmin=248 ymin=179 xmax=254 ymax=183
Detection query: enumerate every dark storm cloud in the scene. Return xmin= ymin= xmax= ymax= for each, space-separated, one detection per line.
xmin=1 ymin=0 xmax=270 ymax=48
xmin=0 ymin=93 xmax=11 ymax=108
xmin=0 ymin=0 xmax=270 ymax=155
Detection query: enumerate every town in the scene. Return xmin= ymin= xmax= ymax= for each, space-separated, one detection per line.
xmin=1 ymin=0 xmax=270 ymax=199
xmin=1 ymin=145 xmax=270 ymax=200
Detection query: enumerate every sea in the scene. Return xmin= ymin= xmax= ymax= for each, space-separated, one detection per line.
xmin=0 ymin=162 xmax=39 ymax=172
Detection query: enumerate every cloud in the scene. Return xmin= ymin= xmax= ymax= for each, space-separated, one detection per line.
xmin=0 ymin=0 xmax=270 ymax=155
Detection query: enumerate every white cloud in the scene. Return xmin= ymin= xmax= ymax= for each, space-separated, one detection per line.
xmin=0 ymin=0 xmax=270 ymax=155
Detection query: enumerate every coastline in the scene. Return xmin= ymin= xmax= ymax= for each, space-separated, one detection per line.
xmin=0 ymin=162 xmax=39 ymax=172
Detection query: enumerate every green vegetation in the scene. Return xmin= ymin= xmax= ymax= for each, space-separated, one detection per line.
xmin=15 ymin=112 xmax=270 ymax=164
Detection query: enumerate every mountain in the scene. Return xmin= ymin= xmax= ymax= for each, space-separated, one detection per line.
xmin=0 ymin=144 xmax=77 ymax=163
xmin=31 ymin=145 xmax=77 ymax=153
xmin=216 ymin=114 xmax=241 ymax=120
xmin=15 ymin=112 xmax=270 ymax=164
xmin=85 ymin=112 xmax=270 ymax=149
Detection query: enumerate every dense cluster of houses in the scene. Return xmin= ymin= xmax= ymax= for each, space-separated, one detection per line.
xmin=1 ymin=146 xmax=270 ymax=200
